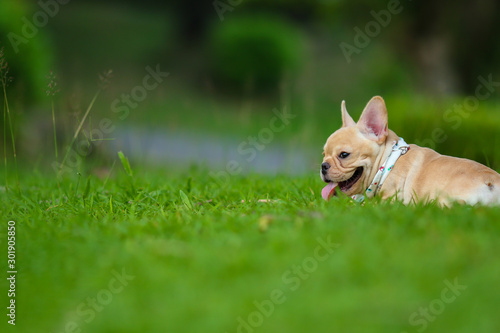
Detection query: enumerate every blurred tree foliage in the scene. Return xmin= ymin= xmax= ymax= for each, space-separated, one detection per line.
xmin=207 ymin=14 xmax=304 ymax=93
xmin=3 ymin=0 xmax=500 ymax=99
xmin=170 ymin=0 xmax=500 ymax=95
xmin=0 ymin=0 xmax=53 ymax=104
xmin=314 ymin=0 xmax=500 ymax=94
xmin=404 ymin=0 xmax=500 ymax=93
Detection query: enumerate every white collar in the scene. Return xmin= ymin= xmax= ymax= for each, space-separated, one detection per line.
xmin=352 ymin=137 xmax=410 ymax=203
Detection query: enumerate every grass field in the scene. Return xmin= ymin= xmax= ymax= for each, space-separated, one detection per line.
xmin=1 ymin=166 xmax=500 ymax=333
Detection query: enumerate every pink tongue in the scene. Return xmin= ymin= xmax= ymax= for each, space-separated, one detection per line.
xmin=321 ymin=183 xmax=338 ymax=201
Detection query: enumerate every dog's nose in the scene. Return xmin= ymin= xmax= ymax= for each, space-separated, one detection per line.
xmin=321 ymin=162 xmax=330 ymax=175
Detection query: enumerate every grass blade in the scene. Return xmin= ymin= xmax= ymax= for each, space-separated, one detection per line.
xmin=180 ymin=190 xmax=194 ymax=211
xmin=58 ymin=89 xmax=101 ymax=177
xmin=51 ymin=100 xmax=58 ymax=159
xmin=118 ymin=151 xmax=133 ymax=177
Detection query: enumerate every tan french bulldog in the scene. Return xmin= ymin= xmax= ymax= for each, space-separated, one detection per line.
xmin=321 ymin=96 xmax=500 ymax=206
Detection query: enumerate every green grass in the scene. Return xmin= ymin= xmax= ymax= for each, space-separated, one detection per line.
xmin=1 ymin=167 xmax=500 ymax=333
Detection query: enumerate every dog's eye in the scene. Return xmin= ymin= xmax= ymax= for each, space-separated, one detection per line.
xmin=339 ymin=152 xmax=350 ymax=159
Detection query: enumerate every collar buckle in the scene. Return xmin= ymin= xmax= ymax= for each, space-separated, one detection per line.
xmin=400 ymin=146 xmax=409 ymax=155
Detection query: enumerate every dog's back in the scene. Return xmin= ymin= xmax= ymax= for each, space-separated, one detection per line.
xmin=390 ymin=145 xmax=500 ymax=206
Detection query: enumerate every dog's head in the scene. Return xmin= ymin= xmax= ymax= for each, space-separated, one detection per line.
xmin=321 ymin=96 xmax=389 ymax=200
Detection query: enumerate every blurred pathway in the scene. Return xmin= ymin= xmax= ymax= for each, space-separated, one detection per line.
xmin=111 ymin=127 xmax=318 ymax=175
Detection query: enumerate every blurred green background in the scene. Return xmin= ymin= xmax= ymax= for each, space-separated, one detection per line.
xmin=0 ymin=0 xmax=499 ymax=174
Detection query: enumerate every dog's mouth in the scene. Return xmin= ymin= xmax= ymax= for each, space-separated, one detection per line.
xmin=321 ymin=167 xmax=363 ymax=200
xmin=339 ymin=167 xmax=363 ymax=192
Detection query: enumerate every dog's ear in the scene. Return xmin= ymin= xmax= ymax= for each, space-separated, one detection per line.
xmin=357 ymin=96 xmax=388 ymax=143
xmin=341 ymin=100 xmax=356 ymax=127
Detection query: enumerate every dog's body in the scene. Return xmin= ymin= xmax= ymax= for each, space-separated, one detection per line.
xmin=321 ymin=96 xmax=500 ymax=206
